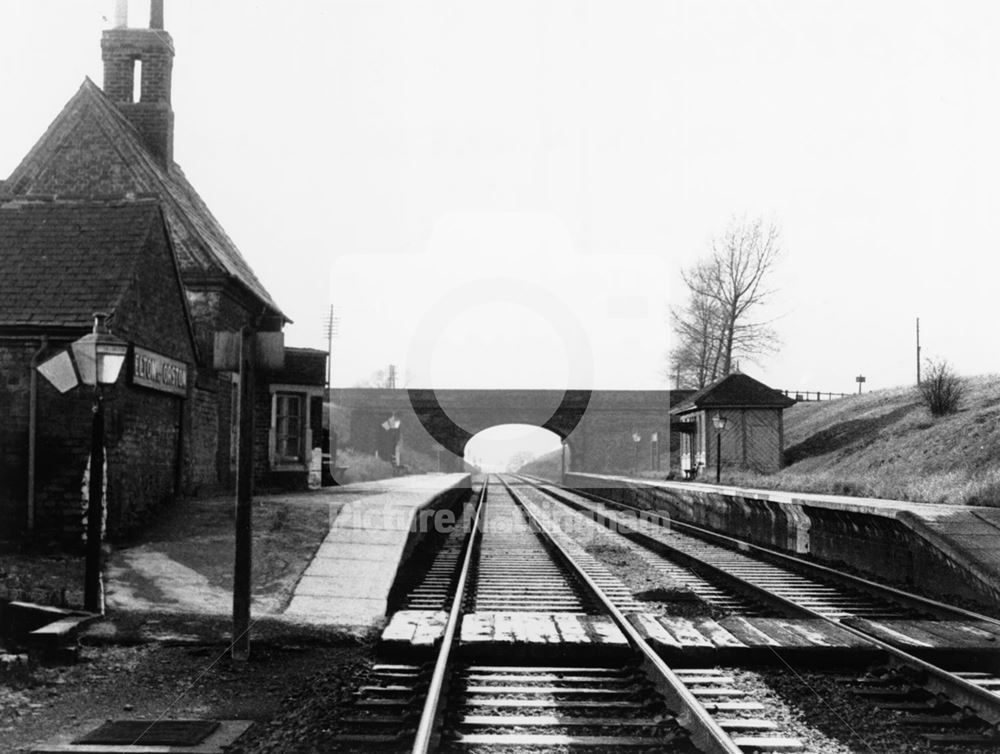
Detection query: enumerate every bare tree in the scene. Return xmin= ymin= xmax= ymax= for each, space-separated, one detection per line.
xmin=670 ymin=284 xmax=724 ymax=388
xmin=672 ymin=216 xmax=781 ymax=387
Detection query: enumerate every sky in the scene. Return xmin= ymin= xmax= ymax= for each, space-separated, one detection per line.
xmin=3 ymin=2 xmax=1000 ymax=464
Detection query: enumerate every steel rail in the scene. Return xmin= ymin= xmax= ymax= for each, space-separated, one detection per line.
xmin=523 ymin=473 xmax=1000 ymax=627
xmin=411 ymin=476 xmax=488 ymax=754
xmin=497 ymin=476 xmax=743 ymax=754
xmin=520 ymin=475 xmax=1000 ymax=726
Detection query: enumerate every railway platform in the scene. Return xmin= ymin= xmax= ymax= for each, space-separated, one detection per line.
xmin=282 ymin=473 xmax=470 ymax=626
xmin=566 ymin=472 xmax=1000 ymax=612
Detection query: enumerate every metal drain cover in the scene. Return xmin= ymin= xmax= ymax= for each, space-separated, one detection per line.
xmin=73 ymin=720 xmax=220 ymax=746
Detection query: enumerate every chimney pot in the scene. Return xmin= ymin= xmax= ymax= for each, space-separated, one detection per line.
xmin=150 ymin=0 xmax=164 ymax=29
xmin=112 ymin=0 xmax=128 ymax=28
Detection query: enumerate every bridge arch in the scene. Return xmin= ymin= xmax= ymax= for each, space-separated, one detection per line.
xmin=329 ymin=387 xmax=678 ymax=475
xmin=464 ymin=424 xmax=562 ymax=472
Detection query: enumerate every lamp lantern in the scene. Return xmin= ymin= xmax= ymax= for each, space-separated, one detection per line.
xmin=70 ymin=313 xmax=128 ymax=387
xmin=712 ymin=414 xmax=728 ymax=483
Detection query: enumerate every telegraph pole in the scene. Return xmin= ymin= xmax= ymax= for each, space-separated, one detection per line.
xmin=323 ymin=306 xmax=339 ymax=389
xmin=916 ymin=317 xmax=921 ymax=385
xmin=232 ymin=327 xmax=254 ymax=662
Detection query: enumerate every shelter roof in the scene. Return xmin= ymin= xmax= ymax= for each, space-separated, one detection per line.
xmin=670 ymin=372 xmax=795 ymax=415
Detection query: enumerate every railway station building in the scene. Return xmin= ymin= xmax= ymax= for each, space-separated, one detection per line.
xmin=672 ymin=372 xmax=795 ymax=476
xmin=0 ymin=2 xmax=325 ymax=541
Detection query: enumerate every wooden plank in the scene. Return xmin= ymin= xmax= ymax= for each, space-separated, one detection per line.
xmin=27 ymin=615 xmax=92 ymax=637
xmin=454 ymin=734 xmax=672 ymax=747
xmin=552 ymin=613 xmax=591 ymax=644
xmin=628 ymin=614 xmax=682 ymax=650
xmin=380 ymin=611 xmax=419 ymax=643
xmin=778 ymin=620 xmax=873 ymax=648
xmin=411 ymin=611 xmax=447 ymax=647
xmin=460 ymin=613 xmax=494 ymax=643
xmin=492 ymin=612 xmax=518 ymax=643
xmin=517 ymin=613 xmax=559 ymax=644
xmin=841 ymin=619 xmax=937 ymax=649
xmin=585 ymin=616 xmax=629 ymax=645
xmin=695 ymin=618 xmax=746 ymax=649
xmin=738 ymin=619 xmax=816 ymax=648
xmin=656 ymin=616 xmax=714 ymax=648
xmin=718 ymin=617 xmax=781 ymax=647
xmin=900 ymin=620 xmax=1000 ymax=649
xmin=730 ymin=736 xmax=804 ymax=751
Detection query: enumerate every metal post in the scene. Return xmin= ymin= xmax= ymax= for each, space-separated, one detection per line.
xmin=232 ymin=328 xmax=254 ymax=661
xmin=916 ymin=317 xmax=921 ymax=386
xmin=84 ymin=390 xmax=105 ymax=613
xmin=715 ymin=430 xmax=722 ymax=484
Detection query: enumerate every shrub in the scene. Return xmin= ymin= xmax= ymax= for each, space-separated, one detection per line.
xmin=337 ymin=448 xmax=395 ymax=484
xmin=918 ymin=359 xmax=965 ymax=416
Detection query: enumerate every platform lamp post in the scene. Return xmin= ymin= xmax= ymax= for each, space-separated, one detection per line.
xmin=36 ymin=313 xmax=128 ymax=613
xmin=382 ymin=414 xmax=402 ymax=469
xmin=712 ymin=414 xmax=728 ymax=484
xmin=631 ymin=432 xmax=641 ymax=476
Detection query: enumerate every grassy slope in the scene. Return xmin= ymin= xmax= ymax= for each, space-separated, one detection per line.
xmin=518 ymin=448 xmax=563 ymax=481
xmin=744 ymin=375 xmax=1000 ymax=505
xmin=518 ymin=376 xmax=1000 ymax=506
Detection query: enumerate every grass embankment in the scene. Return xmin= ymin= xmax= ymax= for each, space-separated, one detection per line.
xmin=730 ymin=375 xmax=1000 ymax=506
xmin=516 ymin=376 xmax=1000 ymax=507
xmin=517 ymin=448 xmax=562 ymax=481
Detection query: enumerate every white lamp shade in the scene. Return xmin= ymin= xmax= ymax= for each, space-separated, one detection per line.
xmin=98 ymin=348 xmax=128 ymax=384
xmin=71 ymin=336 xmax=98 ymax=386
xmin=36 ymin=350 xmax=79 ymax=393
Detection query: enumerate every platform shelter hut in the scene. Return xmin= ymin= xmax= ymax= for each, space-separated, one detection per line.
xmin=671 ymin=373 xmax=795 ymax=478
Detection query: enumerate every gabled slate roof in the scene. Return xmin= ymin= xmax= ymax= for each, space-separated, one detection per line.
xmin=0 ymin=198 xmax=160 ymax=329
xmin=670 ymin=372 xmax=795 ymax=415
xmin=5 ymin=78 xmax=285 ymax=320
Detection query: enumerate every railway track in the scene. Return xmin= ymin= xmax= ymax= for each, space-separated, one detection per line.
xmin=337 ymin=476 xmax=805 ymax=752
xmin=513 ymin=474 xmax=1000 ymax=745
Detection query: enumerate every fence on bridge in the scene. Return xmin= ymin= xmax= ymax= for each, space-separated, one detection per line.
xmin=782 ymin=389 xmax=853 ymax=402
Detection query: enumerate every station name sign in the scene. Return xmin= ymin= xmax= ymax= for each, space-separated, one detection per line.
xmin=131 ymin=346 xmax=188 ymax=397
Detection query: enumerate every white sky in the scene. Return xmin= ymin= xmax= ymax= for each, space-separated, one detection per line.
xmin=3 ymin=1 xmax=1000 ymax=408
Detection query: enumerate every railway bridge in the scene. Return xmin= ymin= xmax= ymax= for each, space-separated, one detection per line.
xmin=329 ymin=388 xmax=690 ymax=473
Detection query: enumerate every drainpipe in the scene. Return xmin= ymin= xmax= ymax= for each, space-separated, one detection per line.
xmin=28 ymin=337 xmax=48 ymax=533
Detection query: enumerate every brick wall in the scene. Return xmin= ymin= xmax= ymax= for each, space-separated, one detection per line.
xmin=188 ymin=385 xmax=221 ymax=492
xmin=101 ymin=28 xmax=174 ymax=166
xmin=0 ymin=213 xmax=198 ymax=542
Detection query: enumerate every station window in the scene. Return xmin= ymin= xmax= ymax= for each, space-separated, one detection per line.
xmin=275 ymin=393 xmax=304 ymax=462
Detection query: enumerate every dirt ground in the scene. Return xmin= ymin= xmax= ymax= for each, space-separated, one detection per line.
xmin=1 ymin=492 xmax=336 ymax=614
xmin=3 ymin=620 xmax=377 ymax=753
xmin=1 ymin=490 xmax=367 ymax=752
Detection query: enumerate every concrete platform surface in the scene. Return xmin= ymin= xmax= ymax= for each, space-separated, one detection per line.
xmin=283 ymin=474 xmax=470 ymax=626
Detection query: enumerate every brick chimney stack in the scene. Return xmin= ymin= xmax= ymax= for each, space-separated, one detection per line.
xmin=102 ymin=0 xmax=174 ymax=168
